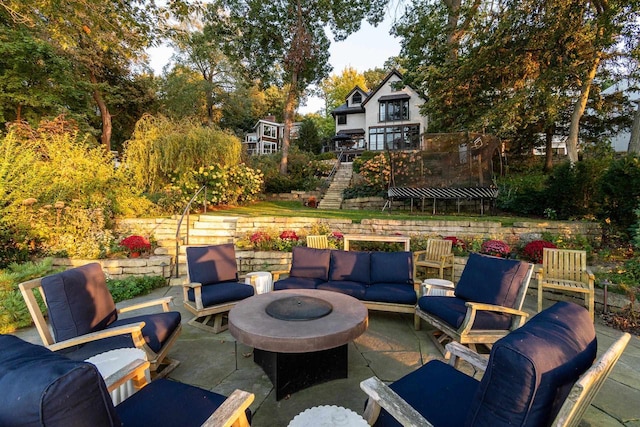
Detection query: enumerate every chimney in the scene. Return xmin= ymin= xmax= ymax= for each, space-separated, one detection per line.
xmin=264 ymin=115 xmax=276 ymax=122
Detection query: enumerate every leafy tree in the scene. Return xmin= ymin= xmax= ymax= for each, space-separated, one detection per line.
xmin=296 ymin=118 xmax=322 ymax=154
xmin=158 ymin=66 xmax=207 ymax=120
xmin=212 ymin=0 xmax=389 ymax=175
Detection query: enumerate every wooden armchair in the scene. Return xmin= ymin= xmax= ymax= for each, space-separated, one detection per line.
xmin=415 ymin=253 xmax=534 ymax=356
xmin=537 ymin=248 xmax=595 ymax=320
xmin=183 ymin=244 xmax=256 ymax=333
xmin=0 ymin=334 xmax=254 ymax=427
xmin=413 ymin=238 xmax=454 ymax=281
xmin=362 ymin=302 xmax=631 ymax=427
xmin=19 ymin=263 xmax=181 ymax=375
xmin=306 ymin=235 xmax=329 ymax=249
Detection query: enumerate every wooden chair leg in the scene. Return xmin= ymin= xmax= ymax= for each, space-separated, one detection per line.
xmin=537 ymin=284 xmax=544 ymax=313
xmin=586 ymin=292 xmax=594 ymax=321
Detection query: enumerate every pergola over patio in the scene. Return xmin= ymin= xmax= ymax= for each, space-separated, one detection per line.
xmin=385 ymin=186 xmax=499 ymax=215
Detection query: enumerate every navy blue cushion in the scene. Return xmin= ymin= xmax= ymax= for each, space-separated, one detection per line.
xmin=373 ymin=360 xmax=480 ymax=427
xmin=187 ymin=282 xmax=254 ymax=307
xmin=418 ymin=296 xmax=513 ymax=330
xmin=116 ymin=378 xmax=251 ymax=426
xmin=454 ymin=253 xmax=530 ymax=307
xmin=466 ymin=302 xmax=597 ymax=427
xmin=187 ymin=244 xmax=238 ymax=285
xmin=274 ymin=277 xmax=323 ymax=290
xmin=329 ymin=250 xmax=371 ymax=284
xmin=364 ymin=284 xmax=417 ymax=305
xmin=41 ymin=263 xmax=117 ymax=342
xmin=0 ymin=334 xmax=120 ymax=427
xmin=317 ymin=281 xmax=367 ymax=299
xmin=289 ymin=247 xmax=331 ymax=280
xmin=370 ymin=252 xmax=413 ymax=285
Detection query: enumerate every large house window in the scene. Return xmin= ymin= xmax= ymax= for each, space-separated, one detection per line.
xmin=263 ymin=124 xmax=276 ymax=138
xmin=379 ymin=100 xmax=409 ymax=122
xmin=368 ymin=125 xmax=420 ymax=150
xmin=352 ymin=92 xmax=362 ymax=104
xmin=337 ymin=114 xmax=347 ymax=125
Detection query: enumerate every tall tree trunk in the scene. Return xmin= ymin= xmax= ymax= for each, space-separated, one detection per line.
xmin=566 ymin=55 xmax=600 ymax=164
xmin=90 ymin=70 xmax=112 ymax=152
xmin=443 ymin=0 xmax=481 ymax=61
xmin=628 ymin=102 xmax=640 ymax=153
xmin=280 ymin=74 xmax=298 ymax=175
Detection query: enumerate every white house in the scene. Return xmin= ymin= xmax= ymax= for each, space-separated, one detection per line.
xmin=330 ymin=70 xmax=428 ymax=152
xmin=600 ymin=80 xmax=640 ymax=152
xmin=243 ymin=116 xmax=301 ymax=155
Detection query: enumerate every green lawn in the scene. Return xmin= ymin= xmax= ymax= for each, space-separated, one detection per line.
xmin=204 ymin=201 xmax=536 ymax=226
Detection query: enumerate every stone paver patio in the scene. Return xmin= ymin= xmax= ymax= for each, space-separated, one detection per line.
xmin=12 ymin=285 xmax=640 ymax=426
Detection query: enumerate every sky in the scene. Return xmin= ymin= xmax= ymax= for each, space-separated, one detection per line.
xmin=148 ymin=12 xmax=402 ymax=115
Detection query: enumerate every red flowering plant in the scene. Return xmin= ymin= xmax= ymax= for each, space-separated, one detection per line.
xmin=279 ymin=230 xmax=299 ymax=241
xmin=327 ymin=231 xmax=344 ymax=249
xmin=249 ymin=231 xmax=273 ymax=251
xmin=480 ymin=239 xmax=511 ymax=258
xmin=443 ymin=236 xmax=467 ymax=256
xmin=522 ymin=240 xmax=557 ymax=264
xmin=119 ymin=235 xmax=151 ymax=257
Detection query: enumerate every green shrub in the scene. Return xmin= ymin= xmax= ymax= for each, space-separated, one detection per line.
xmin=599 ymin=155 xmax=640 ymax=240
xmin=343 ymin=184 xmax=386 ymax=200
xmin=248 ymin=148 xmax=322 ymax=193
xmin=106 ymin=275 xmax=167 ymax=303
xmin=496 ymin=170 xmax=547 ymax=215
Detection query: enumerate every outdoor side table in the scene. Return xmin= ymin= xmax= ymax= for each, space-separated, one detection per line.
xmin=245 ymin=271 xmax=273 ymax=294
xmin=422 ymin=278 xmax=455 ymax=297
xmin=85 ymin=348 xmax=150 ymax=404
xmin=288 ymin=405 xmax=369 ymax=427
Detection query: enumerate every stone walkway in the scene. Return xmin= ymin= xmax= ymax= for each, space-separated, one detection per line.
xmin=12 ymin=286 xmax=640 ymax=426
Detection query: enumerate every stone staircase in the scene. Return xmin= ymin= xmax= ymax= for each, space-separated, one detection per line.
xmin=317 ymin=162 xmax=353 ymax=210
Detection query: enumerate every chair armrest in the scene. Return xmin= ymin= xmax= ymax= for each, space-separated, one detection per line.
xmin=446 ymin=342 xmax=488 ymax=371
xmin=103 ymin=358 xmax=150 ymax=393
xmin=201 ymin=389 xmax=255 ymax=427
xmin=535 ymin=267 xmax=544 ymax=281
xmin=441 ymin=253 xmax=454 ymax=263
xmin=118 ymin=296 xmax=174 ymax=314
xmin=48 ymin=322 xmax=147 ymax=352
xmin=183 ymin=281 xmax=203 ymax=289
xmin=271 ymin=270 xmax=290 ymax=281
xmin=360 ymin=377 xmax=432 ymax=427
xmin=585 ymin=268 xmax=595 ymax=285
xmin=457 ymin=302 xmax=529 ymax=336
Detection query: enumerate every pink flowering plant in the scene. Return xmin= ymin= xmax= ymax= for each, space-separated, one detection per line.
xmin=522 ymin=240 xmax=557 ymax=263
xmin=119 ymin=235 xmax=151 ymax=255
xmin=443 ymin=236 xmax=467 ymax=256
xmin=480 ymin=239 xmax=511 ymax=258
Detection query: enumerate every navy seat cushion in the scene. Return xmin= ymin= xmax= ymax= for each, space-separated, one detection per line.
xmin=329 ymin=250 xmax=371 ymax=284
xmin=370 ymin=252 xmax=413 ymax=285
xmin=373 ymin=360 xmax=480 ymax=427
xmin=466 ymin=302 xmax=597 ymax=427
xmin=0 ymin=334 xmax=120 ymax=427
xmin=418 ymin=296 xmax=513 ymax=330
xmin=187 ymin=282 xmax=254 ymax=307
xmin=186 ymin=244 xmax=238 ymax=285
xmin=364 ymin=284 xmax=417 ymax=305
xmin=274 ymin=277 xmax=323 ymax=290
xmin=455 ymin=253 xmax=530 ymax=308
xmin=317 ymin=281 xmax=367 ymax=299
xmin=289 ymin=246 xmax=331 ymax=280
xmin=116 ymin=378 xmax=251 ymax=427
xmin=41 ymin=263 xmax=118 ymax=342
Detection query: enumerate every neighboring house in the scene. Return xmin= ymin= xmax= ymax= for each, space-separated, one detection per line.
xmin=600 ymin=80 xmax=640 ymax=152
xmin=243 ymin=116 xmax=301 ymax=155
xmin=532 ymin=135 xmax=568 ymax=156
xmin=330 ymin=70 xmax=428 ymax=152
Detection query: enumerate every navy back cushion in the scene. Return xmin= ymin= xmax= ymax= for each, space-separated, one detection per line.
xmin=329 ymin=250 xmax=371 ymax=284
xmin=41 ymin=263 xmax=117 ymax=342
xmin=289 ymin=246 xmax=331 ymax=280
xmin=0 ymin=334 xmax=120 ymax=427
xmin=466 ymin=302 xmax=597 ymax=427
xmin=455 ymin=253 xmax=530 ymax=307
xmin=370 ymin=251 xmax=413 ymax=285
xmin=187 ymin=244 xmax=238 ymax=285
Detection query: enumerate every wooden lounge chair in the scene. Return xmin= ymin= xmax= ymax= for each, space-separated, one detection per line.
xmin=19 ymin=262 xmax=181 ymax=376
xmin=183 ymin=244 xmax=256 ymax=333
xmin=306 ymin=235 xmax=329 ymax=249
xmin=413 ymin=238 xmax=454 ymax=281
xmin=415 ymin=252 xmax=534 ymax=356
xmin=362 ymin=301 xmax=631 ymax=427
xmin=537 ymin=248 xmax=595 ymax=320
xmin=0 ymin=334 xmax=254 ymax=427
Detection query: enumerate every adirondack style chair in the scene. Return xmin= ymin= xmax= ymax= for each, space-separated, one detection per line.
xmin=537 ymin=248 xmax=595 ymax=320
xmin=19 ymin=263 xmax=182 ymax=376
xmin=413 ymin=239 xmax=455 ymax=281
xmin=0 ymin=334 xmax=254 ymax=427
xmin=361 ymin=302 xmax=631 ymax=427
xmin=306 ymin=235 xmax=329 ymax=249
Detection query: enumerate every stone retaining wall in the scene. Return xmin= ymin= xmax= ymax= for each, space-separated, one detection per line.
xmin=52 ymin=256 xmax=173 ymax=279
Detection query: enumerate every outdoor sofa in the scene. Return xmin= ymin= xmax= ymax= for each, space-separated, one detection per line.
xmin=273 ymin=246 xmax=419 ymax=315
